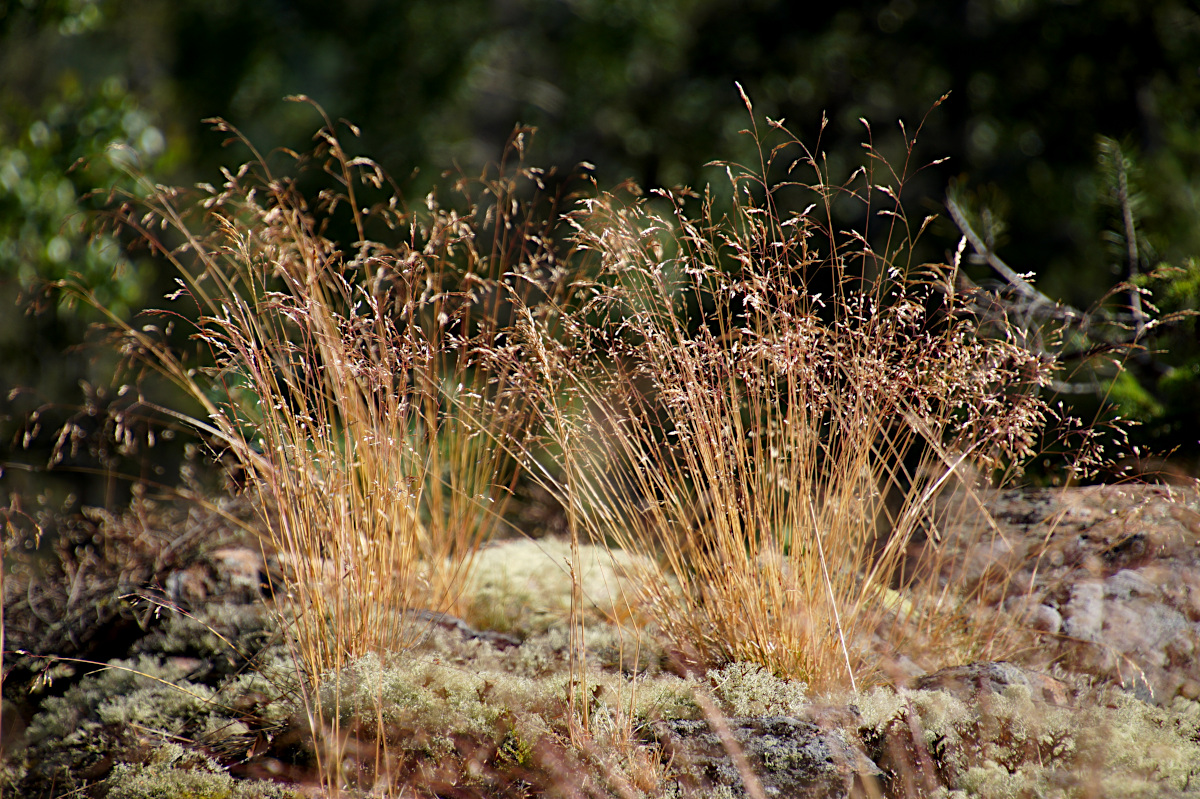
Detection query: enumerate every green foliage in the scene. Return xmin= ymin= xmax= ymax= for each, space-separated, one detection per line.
xmin=951 ymin=134 xmax=1200 ymax=469
xmin=7 ymin=0 xmax=1200 ymax=504
xmin=1137 ymin=261 xmax=1200 ymax=451
xmin=7 ymin=0 xmax=1200 ymax=288
xmin=1092 ymin=136 xmax=1200 ymax=460
xmin=1106 ymin=369 xmax=1166 ymax=422
xmin=0 ymin=71 xmax=173 ymax=320
xmin=0 ymin=11 xmax=189 ymax=508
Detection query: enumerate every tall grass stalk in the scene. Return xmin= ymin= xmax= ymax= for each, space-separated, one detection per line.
xmin=505 ymin=101 xmax=1057 ymax=689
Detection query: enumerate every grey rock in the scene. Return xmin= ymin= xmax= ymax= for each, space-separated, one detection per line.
xmin=1063 ymin=580 xmax=1105 ymax=642
xmin=1031 ymin=603 xmax=1063 ymax=634
xmin=1102 ymin=600 xmax=1190 ymax=668
xmin=1104 ymin=568 xmax=1159 ymax=600
xmin=911 ymin=661 xmax=1071 ymax=706
xmin=1120 ymin=672 xmax=1157 ymax=704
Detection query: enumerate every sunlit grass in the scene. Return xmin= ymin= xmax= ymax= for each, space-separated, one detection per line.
xmin=48 ymin=95 xmax=1121 ymax=793
xmin=500 ymin=96 xmax=1058 ymax=690
xmin=68 ymin=99 xmax=569 ymax=791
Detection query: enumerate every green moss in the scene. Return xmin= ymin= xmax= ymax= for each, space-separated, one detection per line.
xmin=495 ymin=726 xmax=536 ymax=769
xmin=137 ymin=603 xmax=277 ymax=664
xmin=95 ymin=672 xmax=218 ymax=730
xmin=624 ymin=672 xmax=702 ymax=722
xmin=1076 ymin=690 xmax=1200 ymax=794
xmin=25 ymin=656 xmax=211 ymax=745
xmin=0 ymin=761 xmax=27 ymax=797
xmin=319 ymin=652 xmax=527 ymax=750
xmin=853 ymin=685 xmax=909 ymax=731
xmin=217 ymin=665 xmax=297 ymax=727
xmin=307 ymin=624 xmax=709 ymax=789
xmin=15 ymin=651 xmax=304 ymax=797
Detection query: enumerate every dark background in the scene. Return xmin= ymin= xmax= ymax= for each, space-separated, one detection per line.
xmin=3 ymin=0 xmax=1198 ymax=511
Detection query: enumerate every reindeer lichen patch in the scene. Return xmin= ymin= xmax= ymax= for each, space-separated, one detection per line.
xmin=855 ymin=681 xmax=1200 ymax=796
xmin=106 ymin=743 xmax=294 ymax=799
xmin=707 ymin=662 xmax=809 ymax=717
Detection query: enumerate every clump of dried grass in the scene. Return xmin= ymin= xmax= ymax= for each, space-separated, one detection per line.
xmin=502 ymin=96 xmax=1059 ymax=690
xmin=66 ymin=98 xmax=574 ymax=788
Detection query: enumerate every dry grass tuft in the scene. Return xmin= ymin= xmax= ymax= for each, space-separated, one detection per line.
xmin=502 ymin=101 xmax=1060 ymax=690
xmin=66 ymin=99 xmax=576 ymax=790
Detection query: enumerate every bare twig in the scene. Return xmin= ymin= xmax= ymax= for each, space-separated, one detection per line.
xmin=1113 ymin=150 xmax=1149 ymax=343
xmin=945 ymin=195 xmax=1079 ymax=323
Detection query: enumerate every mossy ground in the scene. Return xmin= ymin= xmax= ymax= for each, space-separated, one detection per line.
xmin=4 ymin=504 xmax=1200 ymax=798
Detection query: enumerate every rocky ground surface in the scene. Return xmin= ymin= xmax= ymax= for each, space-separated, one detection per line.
xmin=3 ymin=482 xmax=1199 ymax=797
xmin=928 ymin=480 xmax=1200 ymax=706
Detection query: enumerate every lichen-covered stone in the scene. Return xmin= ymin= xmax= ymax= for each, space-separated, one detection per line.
xmin=855 ymin=677 xmax=1200 ymax=797
xmin=650 ymin=715 xmax=877 ymax=799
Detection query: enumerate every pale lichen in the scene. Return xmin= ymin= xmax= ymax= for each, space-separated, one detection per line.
xmin=105 ymin=743 xmax=294 ymax=799
xmin=707 ymin=662 xmax=808 ymax=717
xmin=855 ymin=681 xmax=1200 ymax=797
xmin=463 ymin=538 xmax=653 ymax=633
